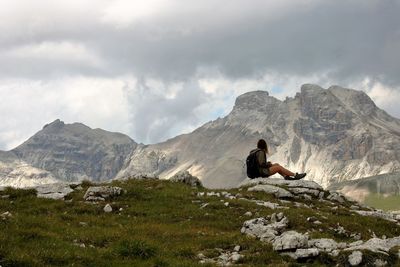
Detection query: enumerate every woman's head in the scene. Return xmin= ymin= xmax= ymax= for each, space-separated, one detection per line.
xmin=257 ymin=139 xmax=268 ymax=153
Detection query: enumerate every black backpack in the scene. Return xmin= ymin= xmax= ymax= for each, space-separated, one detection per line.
xmin=246 ymin=149 xmax=261 ymax=179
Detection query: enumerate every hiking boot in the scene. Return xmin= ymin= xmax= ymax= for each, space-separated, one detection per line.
xmin=284 ymin=173 xmax=307 ymax=180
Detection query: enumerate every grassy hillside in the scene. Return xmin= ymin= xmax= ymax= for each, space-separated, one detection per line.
xmin=1 ymin=179 xmax=400 ymax=266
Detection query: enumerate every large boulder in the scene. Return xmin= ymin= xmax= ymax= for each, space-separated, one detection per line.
xmin=239 ymin=178 xmax=323 ymax=191
xmin=83 ymin=186 xmax=124 ymax=201
xmin=35 ymin=183 xmax=74 ymax=200
xmin=272 ymin=231 xmax=309 ymax=251
xmin=169 ymin=171 xmax=202 ymax=187
xmin=241 ymin=213 xmax=289 ymax=242
xmin=248 ymin=184 xmax=293 ymax=198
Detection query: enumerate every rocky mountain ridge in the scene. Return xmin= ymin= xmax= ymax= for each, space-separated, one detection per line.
xmin=0 ymin=119 xmax=137 ymax=186
xmin=2 ymin=84 xmax=400 ymax=189
xmin=116 ymin=84 xmax=400 ymax=188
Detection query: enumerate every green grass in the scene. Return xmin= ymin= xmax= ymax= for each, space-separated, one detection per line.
xmin=0 ymin=179 xmax=400 ymax=266
xmin=364 ymin=193 xmax=400 ymax=211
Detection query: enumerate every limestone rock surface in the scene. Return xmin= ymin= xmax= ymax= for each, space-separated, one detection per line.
xmin=169 ymin=171 xmax=202 ymax=187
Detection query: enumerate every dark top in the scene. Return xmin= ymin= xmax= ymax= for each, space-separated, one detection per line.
xmin=250 ymin=148 xmax=270 ymax=177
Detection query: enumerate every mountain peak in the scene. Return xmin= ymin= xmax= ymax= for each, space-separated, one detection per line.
xmin=233 ymin=90 xmax=282 ymax=112
xmin=43 ymin=119 xmax=65 ymax=130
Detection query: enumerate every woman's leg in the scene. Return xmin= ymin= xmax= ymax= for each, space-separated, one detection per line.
xmin=268 ymin=164 xmax=294 ymax=177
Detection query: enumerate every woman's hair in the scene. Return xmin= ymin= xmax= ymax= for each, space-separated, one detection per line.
xmin=257 ymin=139 xmax=268 ymax=153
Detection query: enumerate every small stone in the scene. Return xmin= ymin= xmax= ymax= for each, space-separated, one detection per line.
xmin=348 ymin=251 xmax=362 ymax=266
xmin=119 ymin=208 xmax=123 ymax=211
xmin=79 ymin=243 xmax=86 ymax=248
xmin=1 ymin=195 xmax=10 ymax=199
xmin=313 ymin=220 xmax=322 ymax=225
xmin=234 ymin=245 xmax=241 ymax=252
xmin=374 ymin=259 xmax=387 ymax=267
xmin=197 ymin=253 xmax=206 ymax=259
xmin=244 ymin=211 xmax=253 ymax=217
xmin=200 ymin=203 xmax=209 ymax=209
xmin=230 ymin=253 xmax=242 ymax=262
xmin=197 ymin=192 xmax=205 ymax=197
xmin=103 ymin=204 xmax=112 ymax=213
xmin=329 ymin=250 xmax=340 ymax=257
xmin=79 ymin=222 xmax=87 ymax=226
xmin=224 ymin=202 xmax=229 ymax=207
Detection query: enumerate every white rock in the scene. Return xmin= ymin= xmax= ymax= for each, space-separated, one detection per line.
xmin=326 ymin=192 xmax=345 ymax=203
xmin=272 ymin=231 xmax=309 ymax=251
xmin=0 ymin=211 xmax=12 ymax=220
xmin=35 ymin=183 xmax=74 ymax=200
xmin=255 ymin=201 xmax=281 ymax=209
xmin=374 ymin=259 xmax=387 ymax=267
xmin=348 ymin=251 xmax=362 ymax=266
xmin=224 ymin=202 xmax=229 ymax=207
xmin=84 ymin=186 xmax=123 ymax=201
xmin=248 ymin=184 xmax=293 ymax=198
xmin=345 ymin=236 xmax=400 ymax=253
xmin=308 ymin=238 xmax=339 ymax=252
xmin=103 ymin=204 xmax=113 ymax=213
xmin=244 ymin=211 xmax=253 ymax=217
xmin=294 ymin=248 xmax=319 ymax=259
xmin=200 ymin=203 xmax=209 ymax=209
xmin=353 ymin=210 xmax=397 ymax=223
xmin=169 ymin=171 xmax=202 ymax=187
xmin=230 ymin=253 xmax=242 ymax=262
xmin=241 ymin=214 xmax=289 ymax=242
xmin=234 ymin=245 xmax=241 ymax=252
xmin=239 ymin=178 xmax=323 ymax=190
xmin=288 ymin=187 xmax=321 ymax=197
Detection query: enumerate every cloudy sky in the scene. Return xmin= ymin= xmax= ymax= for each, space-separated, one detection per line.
xmin=1 ymin=0 xmax=399 ymax=150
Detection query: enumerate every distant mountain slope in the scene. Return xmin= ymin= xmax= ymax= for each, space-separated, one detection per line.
xmin=328 ymin=172 xmax=400 ymax=201
xmin=3 ymin=84 xmax=400 ymax=189
xmin=0 ymin=151 xmax=60 ymax=187
xmin=117 ymin=84 xmax=400 ymax=188
xmin=12 ymin=119 xmax=137 ymax=182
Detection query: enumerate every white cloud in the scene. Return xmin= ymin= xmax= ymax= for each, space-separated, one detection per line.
xmin=0 ymin=77 xmax=131 ymax=150
xmin=353 ymin=78 xmax=400 ymax=119
xmin=4 ymin=41 xmax=105 ymax=69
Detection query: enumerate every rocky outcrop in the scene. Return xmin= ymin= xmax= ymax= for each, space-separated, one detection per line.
xmin=35 ymin=183 xmax=74 ymax=200
xmin=12 ymin=119 xmax=137 ymax=183
xmin=247 ymin=184 xmax=294 ymax=198
xmin=83 ymin=186 xmax=124 ymax=201
xmin=169 ymin=171 xmax=202 ymax=187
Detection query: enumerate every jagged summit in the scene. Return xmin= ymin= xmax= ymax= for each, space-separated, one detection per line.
xmin=117 ymin=84 xmax=400 ymax=188
xmin=3 ymin=84 xmax=400 ymax=190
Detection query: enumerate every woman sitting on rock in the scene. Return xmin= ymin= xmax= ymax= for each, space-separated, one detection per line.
xmin=248 ymin=139 xmax=306 ymax=180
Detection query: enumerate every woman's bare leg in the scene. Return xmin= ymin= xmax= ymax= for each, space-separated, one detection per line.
xmin=268 ymin=164 xmax=294 ymax=177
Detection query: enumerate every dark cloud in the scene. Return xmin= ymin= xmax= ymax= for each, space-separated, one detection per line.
xmin=1 ymin=0 xmax=400 ymax=149
xmin=1 ymin=0 xmax=399 ymax=85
